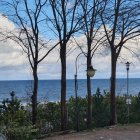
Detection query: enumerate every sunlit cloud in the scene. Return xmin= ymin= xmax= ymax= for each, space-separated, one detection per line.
xmin=0 ymin=13 xmax=140 ymax=80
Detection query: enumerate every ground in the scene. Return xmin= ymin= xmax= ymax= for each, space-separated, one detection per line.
xmin=42 ymin=124 xmax=140 ymax=140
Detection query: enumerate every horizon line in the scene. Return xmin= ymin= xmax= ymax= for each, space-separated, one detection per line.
xmin=0 ymin=77 xmax=139 ymax=81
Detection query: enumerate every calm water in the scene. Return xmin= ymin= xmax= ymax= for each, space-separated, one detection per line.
xmin=0 ymin=78 xmax=140 ymax=102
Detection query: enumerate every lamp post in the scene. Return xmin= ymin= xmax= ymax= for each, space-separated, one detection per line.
xmin=75 ymin=53 xmax=82 ymax=132
xmin=87 ymin=65 xmax=96 ymax=127
xmin=75 ymin=53 xmax=96 ymax=131
xmin=126 ymin=61 xmax=130 ymax=123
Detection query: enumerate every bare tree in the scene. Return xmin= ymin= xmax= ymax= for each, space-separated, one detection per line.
xmin=100 ymin=0 xmax=140 ymax=125
xmin=1 ymin=0 xmax=59 ymax=124
xmin=77 ymin=0 xmax=106 ymax=128
xmin=48 ymin=0 xmax=84 ymax=130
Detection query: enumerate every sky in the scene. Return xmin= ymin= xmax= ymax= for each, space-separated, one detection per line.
xmin=0 ymin=14 xmax=140 ymax=80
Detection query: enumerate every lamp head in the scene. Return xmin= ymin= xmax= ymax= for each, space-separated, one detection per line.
xmin=126 ymin=62 xmax=130 ymax=70
xmin=87 ymin=65 xmax=96 ymax=77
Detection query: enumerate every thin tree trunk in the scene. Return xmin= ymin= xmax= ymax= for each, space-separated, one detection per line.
xmin=32 ymin=64 xmax=38 ymax=124
xmin=87 ymin=51 xmax=92 ymax=128
xmin=110 ymin=50 xmax=117 ymax=125
xmin=60 ymin=45 xmax=67 ymax=130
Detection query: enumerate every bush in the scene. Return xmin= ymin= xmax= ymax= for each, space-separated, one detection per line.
xmin=1 ymin=122 xmax=39 ymax=140
xmin=37 ymin=102 xmax=61 ymax=133
xmin=92 ymin=88 xmax=110 ymax=127
xmin=130 ymin=94 xmax=140 ymax=123
xmin=116 ymin=96 xmax=127 ymax=124
xmin=1 ymin=89 xmax=140 ymax=137
xmin=68 ymin=96 xmax=87 ymax=130
xmin=38 ymin=89 xmax=140 ymax=131
xmin=0 ymin=92 xmax=39 ymax=140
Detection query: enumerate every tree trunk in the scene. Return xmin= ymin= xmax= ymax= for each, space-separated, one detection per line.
xmin=60 ymin=45 xmax=67 ymax=130
xmin=110 ymin=50 xmax=117 ymax=125
xmin=87 ymin=51 xmax=92 ymax=128
xmin=32 ymin=64 xmax=38 ymax=124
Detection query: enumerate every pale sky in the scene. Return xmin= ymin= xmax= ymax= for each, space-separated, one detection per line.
xmin=0 ymin=13 xmax=140 ymax=80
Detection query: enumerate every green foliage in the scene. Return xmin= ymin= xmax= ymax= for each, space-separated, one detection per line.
xmin=45 ymin=102 xmax=61 ymax=130
xmin=1 ymin=89 xmax=140 ymax=138
xmin=1 ymin=122 xmax=39 ymax=140
xmin=68 ymin=96 xmax=87 ymax=130
xmin=0 ymin=92 xmax=39 ymax=140
xmin=0 ymin=93 xmax=28 ymax=126
xmin=37 ymin=102 xmax=61 ymax=133
xmin=129 ymin=93 xmax=140 ymax=123
xmin=35 ymin=89 xmax=140 ymax=132
xmin=92 ymin=88 xmax=110 ymax=127
xmin=116 ymin=96 xmax=127 ymax=124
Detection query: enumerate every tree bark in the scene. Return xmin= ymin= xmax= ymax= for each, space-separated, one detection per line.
xmin=110 ymin=50 xmax=117 ymax=125
xmin=32 ymin=64 xmax=38 ymax=124
xmin=87 ymin=50 xmax=92 ymax=128
xmin=60 ymin=44 xmax=67 ymax=130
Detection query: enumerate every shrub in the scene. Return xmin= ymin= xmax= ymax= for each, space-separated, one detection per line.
xmin=68 ymin=96 xmax=87 ymax=130
xmin=1 ymin=122 xmax=39 ymax=140
xmin=92 ymin=88 xmax=110 ymax=127
xmin=130 ymin=94 xmax=140 ymax=123
xmin=1 ymin=89 xmax=140 ymax=137
xmin=0 ymin=92 xmax=39 ymax=140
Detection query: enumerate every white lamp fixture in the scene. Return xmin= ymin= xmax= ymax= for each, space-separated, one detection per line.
xmin=87 ymin=65 xmax=96 ymax=77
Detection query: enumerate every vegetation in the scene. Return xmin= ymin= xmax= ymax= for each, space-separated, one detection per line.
xmin=79 ymin=0 xmax=106 ymax=128
xmin=0 ymin=93 xmax=39 ymax=140
xmin=1 ymin=89 xmax=140 ymax=139
xmin=1 ymin=0 xmax=60 ymax=125
xmin=0 ymin=0 xmax=140 ymax=134
xmin=49 ymin=0 xmax=85 ymax=130
xmin=101 ymin=0 xmax=140 ymax=125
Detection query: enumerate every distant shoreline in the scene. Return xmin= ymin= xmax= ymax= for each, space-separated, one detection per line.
xmin=0 ymin=78 xmax=140 ymax=81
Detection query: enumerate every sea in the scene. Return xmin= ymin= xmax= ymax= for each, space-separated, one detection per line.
xmin=0 ymin=78 xmax=140 ymax=103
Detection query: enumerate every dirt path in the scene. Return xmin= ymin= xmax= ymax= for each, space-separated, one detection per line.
xmin=43 ymin=124 xmax=140 ymax=140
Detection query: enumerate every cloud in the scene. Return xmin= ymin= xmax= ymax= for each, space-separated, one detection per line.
xmin=0 ymin=14 xmax=15 ymax=31
xmin=0 ymin=14 xmax=29 ymax=80
xmin=0 ymin=13 xmax=61 ymax=80
xmin=0 ymin=13 xmax=140 ymax=80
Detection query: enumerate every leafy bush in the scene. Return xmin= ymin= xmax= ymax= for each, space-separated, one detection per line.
xmin=38 ymin=89 xmax=140 ymax=131
xmin=68 ymin=96 xmax=87 ymax=130
xmin=0 ymin=92 xmax=39 ymax=140
xmin=129 ymin=93 xmax=140 ymax=123
xmin=37 ymin=102 xmax=61 ymax=133
xmin=92 ymin=88 xmax=110 ymax=127
xmin=1 ymin=89 xmax=140 ymax=138
xmin=1 ymin=122 xmax=39 ymax=140
xmin=116 ymin=96 xmax=127 ymax=124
